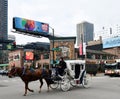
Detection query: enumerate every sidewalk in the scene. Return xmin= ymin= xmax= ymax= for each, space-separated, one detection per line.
xmin=95 ymin=73 xmax=104 ymax=77
xmin=88 ymin=73 xmax=104 ymax=77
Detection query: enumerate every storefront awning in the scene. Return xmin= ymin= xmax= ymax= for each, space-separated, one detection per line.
xmin=0 ymin=64 xmax=9 ymax=67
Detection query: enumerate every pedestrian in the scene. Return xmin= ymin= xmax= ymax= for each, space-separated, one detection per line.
xmin=22 ymin=64 xmax=28 ymax=76
xmin=29 ymin=64 xmax=35 ymax=73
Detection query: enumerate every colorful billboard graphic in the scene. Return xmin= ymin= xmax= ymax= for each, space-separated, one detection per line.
xmin=13 ymin=17 xmax=49 ymax=36
xmin=25 ymin=51 xmax=34 ymax=60
xmin=103 ymin=36 xmax=120 ymax=48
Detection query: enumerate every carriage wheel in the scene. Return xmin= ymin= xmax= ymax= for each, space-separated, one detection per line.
xmin=70 ymin=79 xmax=76 ymax=87
xmin=50 ymin=81 xmax=59 ymax=89
xmin=60 ymin=78 xmax=71 ymax=91
xmin=82 ymin=74 xmax=91 ymax=88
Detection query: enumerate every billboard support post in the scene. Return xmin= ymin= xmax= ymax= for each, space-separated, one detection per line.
xmin=49 ymin=26 xmax=55 ymax=66
xmin=52 ymin=28 xmax=54 ymax=65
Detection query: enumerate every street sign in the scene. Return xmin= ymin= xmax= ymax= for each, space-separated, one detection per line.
xmin=52 ymin=48 xmax=61 ymax=51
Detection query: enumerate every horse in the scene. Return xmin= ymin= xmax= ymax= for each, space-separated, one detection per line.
xmin=8 ymin=67 xmax=53 ymax=96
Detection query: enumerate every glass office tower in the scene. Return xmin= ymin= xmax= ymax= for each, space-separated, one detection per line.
xmin=0 ymin=0 xmax=8 ymax=40
xmin=77 ymin=21 xmax=94 ymax=46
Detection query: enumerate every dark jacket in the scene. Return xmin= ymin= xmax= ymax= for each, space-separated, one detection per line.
xmin=59 ymin=60 xmax=67 ymax=70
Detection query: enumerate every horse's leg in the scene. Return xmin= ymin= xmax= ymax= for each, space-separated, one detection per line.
xmin=39 ymin=78 xmax=43 ymax=93
xmin=27 ymin=82 xmax=34 ymax=92
xmin=27 ymin=84 xmax=34 ymax=93
xmin=24 ymin=82 xmax=28 ymax=96
xmin=24 ymin=82 xmax=34 ymax=96
xmin=44 ymin=78 xmax=50 ymax=92
xmin=47 ymin=83 xmax=50 ymax=92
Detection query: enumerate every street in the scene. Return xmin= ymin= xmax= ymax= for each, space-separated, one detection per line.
xmin=0 ymin=75 xmax=120 ymax=99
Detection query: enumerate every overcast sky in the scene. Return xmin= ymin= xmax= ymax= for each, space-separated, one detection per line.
xmin=8 ymin=0 xmax=120 ymax=44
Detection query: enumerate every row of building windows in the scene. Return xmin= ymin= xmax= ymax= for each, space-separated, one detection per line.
xmin=86 ymin=53 xmax=114 ymax=60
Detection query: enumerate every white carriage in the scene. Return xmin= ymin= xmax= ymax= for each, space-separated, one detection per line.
xmin=50 ymin=60 xmax=91 ymax=91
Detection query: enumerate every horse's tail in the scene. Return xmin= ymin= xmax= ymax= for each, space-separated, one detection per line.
xmin=48 ymin=69 xmax=52 ymax=77
xmin=43 ymin=69 xmax=54 ymax=84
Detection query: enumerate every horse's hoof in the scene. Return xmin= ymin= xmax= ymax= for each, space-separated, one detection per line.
xmin=31 ymin=90 xmax=34 ymax=92
xmin=23 ymin=94 xmax=26 ymax=96
xmin=39 ymin=91 xmax=41 ymax=93
xmin=47 ymin=90 xmax=49 ymax=92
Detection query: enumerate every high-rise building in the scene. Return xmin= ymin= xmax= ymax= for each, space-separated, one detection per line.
xmin=76 ymin=21 xmax=94 ymax=46
xmin=95 ymin=25 xmax=120 ymax=40
xmin=0 ymin=0 xmax=8 ymax=40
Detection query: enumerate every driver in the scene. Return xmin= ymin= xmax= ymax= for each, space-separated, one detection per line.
xmin=56 ymin=57 xmax=67 ymax=76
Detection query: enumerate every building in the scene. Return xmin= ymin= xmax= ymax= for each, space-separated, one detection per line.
xmin=0 ymin=0 xmax=8 ymax=40
xmin=95 ymin=25 xmax=120 ymax=40
xmin=87 ymin=36 xmax=103 ymax=51
xmin=76 ymin=21 xmax=94 ymax=46
xmin=8 ymin=38 xmax=117 ymax=75
xmin=8 ymin=49 xmax=24 ymax=68
xmin=49 ymin=36 xmax=76 ymax=63
xmin=0 ymin=0 xmax=12 ymax=50
xmin=24 ymin=42 xmax=49 ymax=51
xmin=102 ymin=36 xmax=120 ymax=59
xmin=0 ymin=0 xmax=10 ymax=65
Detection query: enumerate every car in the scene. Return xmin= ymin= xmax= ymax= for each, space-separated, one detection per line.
xmin=0 ymin=70 xmax=4 ymax=75
xmin=3 ymin=70 xmax=8 ymax=76
xmin=0 ymin=70 xmax=8 ymax=76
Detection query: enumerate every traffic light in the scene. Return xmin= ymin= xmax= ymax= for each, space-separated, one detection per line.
xmin=13 ymin=42 xmax=16 ymax=48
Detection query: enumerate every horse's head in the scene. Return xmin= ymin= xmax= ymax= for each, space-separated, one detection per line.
xmin=8 ymin=67 xmax=18 ymax=78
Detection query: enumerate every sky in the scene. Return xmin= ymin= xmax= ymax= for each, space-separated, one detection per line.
xmin=8 ymin=0 xmax=120 ymax=45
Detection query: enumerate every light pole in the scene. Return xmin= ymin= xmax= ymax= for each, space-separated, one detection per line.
xmin=49 ymin=26 xmax=55 ymax=66
xmin=52 ymin=28 xmax=55 ymax=65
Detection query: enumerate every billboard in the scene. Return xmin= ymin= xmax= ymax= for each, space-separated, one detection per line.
xmin=79 ymin=43 xmax=86 ymax=55
xmin=25 ymin=51 xmax=34 ymax=60
xmin=103 ymin=36 xmax=120 ymax=48
xmin=13 ymin=17 xmax=49 ymax=37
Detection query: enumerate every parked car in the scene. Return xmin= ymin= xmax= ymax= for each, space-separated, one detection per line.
xmin=0 ymin=70 xmax=8 ymax=76
xmin=0 ymin=70 xmax=4 ymax=75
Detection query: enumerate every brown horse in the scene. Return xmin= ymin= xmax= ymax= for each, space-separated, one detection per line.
xmin=8 ymin=67 xmax=53 ymax=96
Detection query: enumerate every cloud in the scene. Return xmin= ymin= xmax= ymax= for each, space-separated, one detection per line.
xmin=8 ymin=0 xmax=120 ymax=44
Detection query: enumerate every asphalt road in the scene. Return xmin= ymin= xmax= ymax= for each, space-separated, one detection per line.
xmin=0 ymin=75 xmax=120 ymax=99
